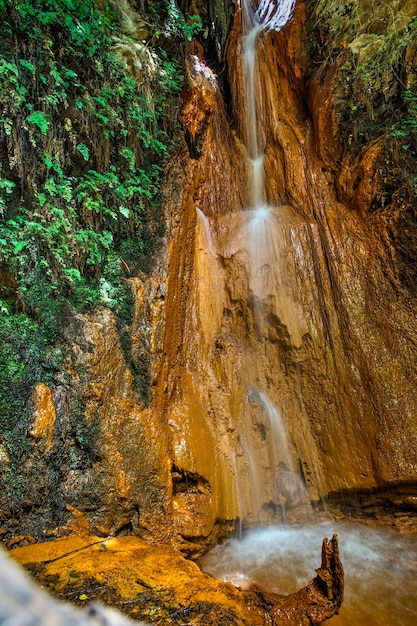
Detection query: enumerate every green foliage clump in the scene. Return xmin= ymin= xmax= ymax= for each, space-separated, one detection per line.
xmin=0 ymin=1 xmax=179 ymax=299
xmin=165 ymin=3 xmax=203 ymax=42
xmin=0 ymin=0 xmax=187 ymax=438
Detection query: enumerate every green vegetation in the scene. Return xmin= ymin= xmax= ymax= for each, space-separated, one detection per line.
xmin=0 ymin=0 xmax=192 ymax=466
xmin=309 ymin=0 xmax=417 ymax=295
xmin=309 ymin=0 xmax=417 ymax=187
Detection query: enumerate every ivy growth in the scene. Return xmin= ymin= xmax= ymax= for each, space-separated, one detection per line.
xmin=0 ymin=1 xmax=180 ymax=294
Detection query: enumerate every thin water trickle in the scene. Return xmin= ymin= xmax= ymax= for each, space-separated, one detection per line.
xmin=241 ymin=3 xmax=265 ymax=207
xmin=200 ymin=522 xmax=417 ymax=625
xmin=241 ymin=0 xmax=296 ymax=209
xmin=257 ymin=391 xmax=293 ymax=470
xmin=240 ymin=441 xmax=265 ymax=518
xmin=245 ymin=207 xmax=277 ymax=297
xmin=196 ymin=207 xmax=216 ymax=258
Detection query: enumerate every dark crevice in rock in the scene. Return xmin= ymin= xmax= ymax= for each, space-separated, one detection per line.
xmin=327 ymin=481 xmax=417 ymax=525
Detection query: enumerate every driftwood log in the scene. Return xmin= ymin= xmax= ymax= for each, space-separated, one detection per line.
xmin=242 ymin=534 xmax=344 ymax=625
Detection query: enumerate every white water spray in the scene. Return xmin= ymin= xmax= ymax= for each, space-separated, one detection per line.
xmin=201 ymin=522 xmax=417 ymax=626
xmin=255 ymin=0 xmax=297 ymax=32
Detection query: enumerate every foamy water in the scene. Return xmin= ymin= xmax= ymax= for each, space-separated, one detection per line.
xmin=200 ymin=522 xmax=417 ymax=625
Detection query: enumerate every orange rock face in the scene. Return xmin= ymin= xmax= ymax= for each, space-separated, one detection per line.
xmin=151 ymin=0 xmax=417 ymax=537
xmin=29 ymin=383 xmax=57 ymax=452
xmin=9 ymin=536 xmax=254 ymax=625
xmin=7 ymin=533 xmax=343 ymax=626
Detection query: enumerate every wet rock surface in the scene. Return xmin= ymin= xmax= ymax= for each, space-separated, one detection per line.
xmin=8 ymin=536 xmax=255 ymax=625
xmin=326 ymin=481 xmax=417 ymax=530
xmin=153 ymin=0 xmax=417 ymax=531
xmin=8 ymin=534 xmax=343 ymax=626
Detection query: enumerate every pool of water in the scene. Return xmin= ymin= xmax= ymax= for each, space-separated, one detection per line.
xmin=200 ymin=522 xmax=417 ymax=625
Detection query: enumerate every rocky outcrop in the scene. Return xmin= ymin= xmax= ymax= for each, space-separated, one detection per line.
xmin=29 ymin=384 xmax=57 ymax=452
xmin=6 ymin=536 xmax=257 ymax=626
xmin=2 ymin=301 xmax=173 ymax=548
xmin=7 ymin=533 xmax=343 ymax=626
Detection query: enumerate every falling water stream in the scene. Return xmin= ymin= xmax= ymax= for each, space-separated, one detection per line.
xmin=241 ymin=0 xmax=296 ymax=209
xmin=239 ymin=0 xmax=308 ymax=517
xmin=200 ymin=1 xmax=417 ymax=623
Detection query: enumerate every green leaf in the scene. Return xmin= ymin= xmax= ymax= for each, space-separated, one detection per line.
xmin=62 ymin=66 xmax=78 ymax=79
xmin=119 ymin=206 xmax=130 ymax=218
xmin=76 ymin=143 xmax=90 ymax=161
xmin=0 ymin=178 xmax=15 ymax=193
xmin=63 ymin=268 xmax=82 ymax=283
xmin=120 ymin=147 xmax=136 ymax=171
xmin=27 ymin=111 xmax=50 ymax=135
xmin=12 ymin=241 xmax=26 ymax=252
xmin=18 ymin=59 xmax=36 ymax=73
xmin=37 ymin=193 xmax=47 ymax=207
xmin=37 ymin=11 xmax=58 ymax=25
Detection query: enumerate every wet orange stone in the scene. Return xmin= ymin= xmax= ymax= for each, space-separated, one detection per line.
xmin=28 ymin=383 xmax=56 ymax=451
xmin=9 ymin=536 xmax=254 ymax=625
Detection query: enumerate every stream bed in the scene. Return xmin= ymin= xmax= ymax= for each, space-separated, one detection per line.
xmin=200 ymin=522 xmax=417 ymax=625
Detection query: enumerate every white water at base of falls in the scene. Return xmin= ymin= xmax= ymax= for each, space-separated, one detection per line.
xmin=200 ymin=522 xmax=417 ymax=626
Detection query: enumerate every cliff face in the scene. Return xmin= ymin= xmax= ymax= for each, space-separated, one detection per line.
xmin=153 ymin=0 xmax=417 ymax=536
xmin=2 ymin=0 xmax=417 ymax=553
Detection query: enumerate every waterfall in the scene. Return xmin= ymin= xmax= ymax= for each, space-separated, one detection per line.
xmin=176 ymin=0 xmax=314 ymax=530
xmin=241 ymin=0 xmax=296 ymax=209
xmin=241 ymin=0 xmax=299 ymax=307
xmin=237 ymin=0 xmax=310 ymax=521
